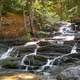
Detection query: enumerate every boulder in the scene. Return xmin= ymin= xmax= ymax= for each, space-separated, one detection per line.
xmin=56 ymin=66 xmax=80 ymax=80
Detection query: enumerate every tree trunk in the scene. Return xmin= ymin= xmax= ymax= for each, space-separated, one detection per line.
xmin=27 ymin=0 xmax=35 ymax=37
xmin=0 ymin=0 xmax=3 ymax=28
xmin=23 ymin=2 xmax=27 ymax=33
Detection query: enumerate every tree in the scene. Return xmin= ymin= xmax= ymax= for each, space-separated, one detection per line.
xmin=27 ymin=0 xmax=35 ymax=36
xmin=0 ymin=0 xmax=3 ymax=28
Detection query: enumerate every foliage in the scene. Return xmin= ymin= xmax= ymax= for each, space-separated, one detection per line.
xmin=36 ymin=31 xmax=49 ymax=38
xmin=0 ymin=0 xmax=79 ymax=17
xmin=0 ymin=0 xmax=80 ymax=31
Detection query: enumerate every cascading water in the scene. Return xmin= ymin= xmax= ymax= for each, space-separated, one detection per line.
xmin=70 ymin=43 xmax=77 ymax=54
xmin=53 ymin=43 xmax=77 ymax=63
xmin=39 ymin=43 xmax=77 ymax=71
xmin=20 ymin=48 xmax=38 ymax=71
xmin=38 ymin=59 xmax=53 ymax=71
xmin=0 ymin=47 xmax=13 ymax=60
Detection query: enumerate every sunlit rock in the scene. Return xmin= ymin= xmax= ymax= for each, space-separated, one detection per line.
xmin=0 ymin=73 xmax=41 ymax=80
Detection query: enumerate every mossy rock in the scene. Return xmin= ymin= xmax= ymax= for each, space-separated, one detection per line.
xmin=23 ymin=55 xmax=47 ymax=66
xmin=37 ymin=44 xmax=72 ymax=54
xmin=0 ymin=57 xmax=20 ymax=69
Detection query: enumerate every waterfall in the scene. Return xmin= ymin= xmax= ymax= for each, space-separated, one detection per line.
xmin=38 ymin=59 xmax=53 ymax=71
xmin=20 ymin=48 xmax=38 ymax=71
xmin=39 ymin=43 xmax=77 ymax=71
xmin=0 ymin=47 xmax=13 ymax=60
xmin=30 ymin=48 xmax=37 ymax=55
xmin=20 ymin=41 xmax=78 ymax=72
xmin=71 ymin=43 xmax=77 ymax=54
xmin=21 ymin=48 xmax=37 ymax=65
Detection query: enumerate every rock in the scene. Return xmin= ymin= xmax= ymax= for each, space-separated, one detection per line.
xmin=37 ymin=44 xmax=72 ymax=57
xmin=0 ymin=44 xmax=37 ymax=69
xmin=37 ymin=41 xmax=51 ymax=47
xmin=0 ymin=38 xmax=27 ymax=46
xmin=0 ymin=54 xmax=48 ymax=70
xmin=24 ymin=55 xmax=47 ymax=66
xmin=0 ymin=44 xmax=8 ymax=54
xmin=44 ymin=53 xmax=80 ymax=76
xmin=20 ymin=55 xmax=48 ymax=70
xmin=53 ymin=53 xmax=80 ymax=65
xmin=0 ymin=57 xmax=20 ymax=69
xmin=64 ymin=41 xmax=74 ymax=46
xmin=76 ymin=41 xmax=80 ymax=52
xmin=9 ymin=45 xmax=37 ymax=58
xmin=0 ymin=72 xmax=41 ymax=80
xmin=56 ymin=66 xmax=80 ymax=80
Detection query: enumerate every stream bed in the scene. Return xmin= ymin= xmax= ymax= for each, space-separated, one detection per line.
xmin=0 ymin=38 xmax=80 ymax=80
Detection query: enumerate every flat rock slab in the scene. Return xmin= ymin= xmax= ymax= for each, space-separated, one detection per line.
xmin=0 ymin=72 xmax=41 ymax=80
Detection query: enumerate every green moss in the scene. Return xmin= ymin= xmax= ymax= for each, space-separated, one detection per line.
xmin=0 ymin=58 xmax=19 ymax=68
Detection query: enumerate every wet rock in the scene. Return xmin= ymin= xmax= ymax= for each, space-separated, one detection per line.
xmin=0 ymin=38 xmax=27 ymax=46
xmin=0 ymin=57 xmax=20 ymax=69
xmin=53 ymin=53 xmax=80 ymax=65
xmin=9 ymin=45 xmax=37 ymax=58
xmin=37 ymin=41 xmax=51 ymax=47
xmin=21 ymin=55 xmax=47 ymax=70
xmin=64 ymin=41 xmax=74 ymax=46
xmin=0 ymin=44 xmax=8 ymax=54
xmin=56 ymin=66 xmax=80 ymax=80
xmin=24 ymin=55 xmax=47 ymax=66
xmin=37 ymin=44 xmax=72 ymax=56
xmin=76 ymin=41 xmax=80 ymax=52
xmin=43 ymin=53 xmax=80 ymax=76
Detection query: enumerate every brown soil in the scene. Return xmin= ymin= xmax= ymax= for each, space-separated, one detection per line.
xmin=0 ymin=14 xmax=26 ymax=39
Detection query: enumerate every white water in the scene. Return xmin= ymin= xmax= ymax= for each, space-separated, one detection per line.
xmin=20 ymin=48 xmax=38 ymax=71
xmin=39 ymin=59 xmax=53 ymax=71
xmin=50 ymin=43 xmax=77 ymax=65
xmin=0 ymin=35 xmax=77 ymax=72
xmin=0 ymin=47 xmax=13 ymax=60
xmin=24 ymin=41 xmax=39 ymax=47
xmin=0 ymin=40 xmax=39 ymax=61
xmin=38 ymin=43 xmax=77 ymax=71
xmin=58 ymin=21 xmax=72 ymax=34
xmin=71 ymin=43 xmax=77 ymax=54
xmin=21 ymin=41 xmax=78 ymax=72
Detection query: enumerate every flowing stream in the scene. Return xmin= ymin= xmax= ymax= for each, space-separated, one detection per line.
xmin=0 ymin=47 xmax=13 ymax=60
xmin=0 ymin=40 xmax=78 ymax=80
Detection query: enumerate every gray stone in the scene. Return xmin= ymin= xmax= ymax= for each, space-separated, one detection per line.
xmin=56 ymin=66 xmax=80 ymax=80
